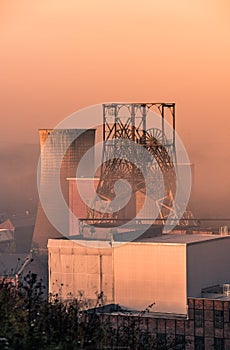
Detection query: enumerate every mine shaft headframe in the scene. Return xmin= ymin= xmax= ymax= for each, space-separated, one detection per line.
xmin=96 ymin=101 xmax=177 ymax=204
xmin=102 ymin=102 xmax=176 ymax=149
xmin=87 ymin=102 xmax=195 ymax=228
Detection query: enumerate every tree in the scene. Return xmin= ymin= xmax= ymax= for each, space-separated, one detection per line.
xmin=0 ymin=273 xmax=186 ymax=349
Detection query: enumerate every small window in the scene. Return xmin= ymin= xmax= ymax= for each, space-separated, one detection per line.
xmin=214 ymin=310 xmax=224 ymax=329
xmin=214 ymin=338 xmax=224 ymax=350
xmin=195 ymin=309 xmax=204 ymax=328
xmin=157 ymin=333 xmax=166 ymax=347
xmin=195 ymin=336 xmax=205 ymax=350
xmin=175 ymin=334 xmax=185 ymax=350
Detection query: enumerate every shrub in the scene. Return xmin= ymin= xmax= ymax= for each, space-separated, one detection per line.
xmin=0 ymin=273 xmax=186 ymax=349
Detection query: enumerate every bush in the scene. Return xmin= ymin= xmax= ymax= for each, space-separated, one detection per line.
xmin=0 ymin=273 xmax=185 ymax=349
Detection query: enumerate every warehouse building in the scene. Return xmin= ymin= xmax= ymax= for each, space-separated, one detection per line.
xmin=48 ymin=233 xmax=230 ymax=315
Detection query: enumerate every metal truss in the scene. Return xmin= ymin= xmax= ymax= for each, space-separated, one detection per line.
xmin=86 ymin=103 xmax=194 ymax=228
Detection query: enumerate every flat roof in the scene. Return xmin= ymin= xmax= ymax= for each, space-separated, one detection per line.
xmin=48 ymin=233 xmax=230 ymax=247
xmin=38 ymin=128 xmax=96 ymax=131
xmin=67 ymin=177 xmax=100 ymax=180
xmin=134 ymin=233 xmax=230 ymax=245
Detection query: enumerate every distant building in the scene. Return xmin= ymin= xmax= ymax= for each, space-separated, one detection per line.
xmin=87 ymin=297 xmax=230 ymax=350
xmin=0 ymin=219 xmax=15 ymax=251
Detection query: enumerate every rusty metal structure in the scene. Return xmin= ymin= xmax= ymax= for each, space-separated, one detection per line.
xmin=87 ymin=103 xmax=194 ymax=228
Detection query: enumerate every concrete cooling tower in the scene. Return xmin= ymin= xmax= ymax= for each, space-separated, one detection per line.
xmin=33 ymin=129 xmax=95 ymax=251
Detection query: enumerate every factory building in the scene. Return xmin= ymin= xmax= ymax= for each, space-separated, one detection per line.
xmin=48 ymin=234 xmax=230 ymax=315
xmin=48 ymin=232 xmax=230 ymax=349
xmin=33 ymin=104 xmax=230 ymax=348
xmin=87 ymin=297 xmax=230 ymax=350
xmin=0 ymin=219 xmax=14 ymax=251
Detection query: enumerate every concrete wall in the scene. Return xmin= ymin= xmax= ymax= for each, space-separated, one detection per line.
xmin=33 ymin=129 xmax=95 ymax=250
xmin=48 ymin=239 xmax=188 ymax=314
xmin=69 ymin=179 xmax=138 ymax=235
xmin=135 ymin=190 xmax=158 ymax=223
xmin=187 ymin=236 xmax=230 ymax=297
xmin=113 ymin=242 xmax=187 ymax=314
xmin=48 ymin=239 xmax=113 ymax=305
xmin=48 ymin=235 xmax=230 ymax=314
xmin=68 ymin=178 xmax=99 ymax=236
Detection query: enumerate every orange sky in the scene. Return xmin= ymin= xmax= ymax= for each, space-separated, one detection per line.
xmin=0 ymin=0 xmax=229 ymax=141
xmin=0 ymin=0 xmax=230 ymax=215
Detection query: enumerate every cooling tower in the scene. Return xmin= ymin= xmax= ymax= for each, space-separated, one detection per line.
xmin=33 ymin=129 xmax=95 ymax=251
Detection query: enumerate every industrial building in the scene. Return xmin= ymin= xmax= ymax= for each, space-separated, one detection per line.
xmin=48 ymin=233 xmax=230 ymax=315
xmin=33 ymin=103 xmax=195 ymax=250
xmin=33 ymin=103 xmax=230 ymax=349
xmin=0 ymin=218 xmax=14 ymax=251
xmin=33 ymin=128 xmax=95 ymax=251
xmin=84 ymin=297 xmax=230 ymax=350
xmin=47 ymin=232 xmax=230 ymax=349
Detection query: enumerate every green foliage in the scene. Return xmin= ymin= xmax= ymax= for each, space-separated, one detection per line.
xmin=0 ymin=274 xmax=186 ymax=349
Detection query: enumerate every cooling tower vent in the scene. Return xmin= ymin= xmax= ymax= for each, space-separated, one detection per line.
xmin=223 ymin=284 xmax=230 ymax=296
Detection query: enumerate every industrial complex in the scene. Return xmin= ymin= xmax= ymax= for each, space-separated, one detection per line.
xmin=27 ymin=103 xmax=230 ymax=349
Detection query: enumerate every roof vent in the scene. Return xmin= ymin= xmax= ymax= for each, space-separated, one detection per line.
xmin=219 ymin=226 xmax=229 ymax=235
xmin=223 ymin=284 xmax=230 ymax=296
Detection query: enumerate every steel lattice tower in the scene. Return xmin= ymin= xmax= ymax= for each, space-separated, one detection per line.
xmin=87 ymin=103 xmax=193 ymax=228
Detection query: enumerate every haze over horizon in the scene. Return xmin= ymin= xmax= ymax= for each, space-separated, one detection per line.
xmin=0 ymin=0 xmax=229 ymax=218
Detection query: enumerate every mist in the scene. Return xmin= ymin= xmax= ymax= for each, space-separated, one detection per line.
xmin=0 ymin=136 xmax=229 ymax=221
xmin=0 ymin=142 xmax=39 ymax=215
xmin=187 ymin=139 xmax=230 ymax=219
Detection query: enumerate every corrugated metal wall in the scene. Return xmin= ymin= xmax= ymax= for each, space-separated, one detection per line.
xmin=48 ymin=239 xmax=187 ymax=314
xmin=48 ymin=240 xmax=113 ymax=305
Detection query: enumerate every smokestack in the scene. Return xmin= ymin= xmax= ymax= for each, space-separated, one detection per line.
xmin=33 ymin=129 xmax=95 ymax=251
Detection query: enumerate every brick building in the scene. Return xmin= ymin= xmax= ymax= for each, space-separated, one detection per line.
xmin=93 ymin=297 xmax=230 ymax=350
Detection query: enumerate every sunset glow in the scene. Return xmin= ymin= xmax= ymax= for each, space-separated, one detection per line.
xmin=0 ymin=0 xmax=230 ymax=216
